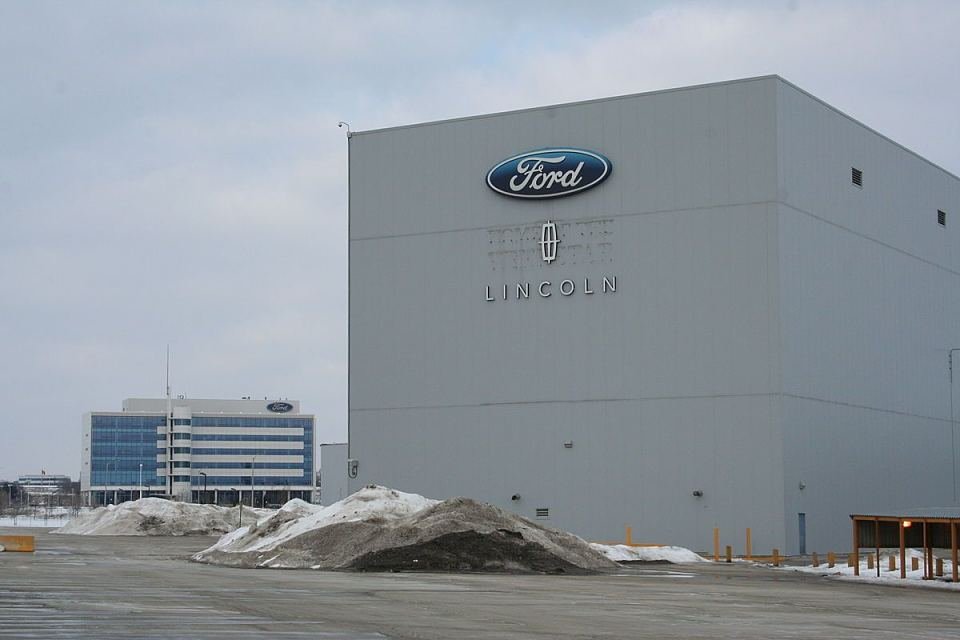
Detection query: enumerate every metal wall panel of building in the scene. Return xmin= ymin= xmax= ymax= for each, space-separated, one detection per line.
xmin=319 ymin=443 xmax=348 ymax=506
xmin=775 ymin=81 xmax=960 ymax=553
xmin=349 ymin=77 xmax=785 ymax=552
xmin=349 ymin=75 xmax=960 ymax=553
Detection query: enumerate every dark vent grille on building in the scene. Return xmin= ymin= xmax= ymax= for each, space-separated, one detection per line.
xmin=851 ymin=167 xmax=863 ymax=187
xmin=938 ymin=210 xmax=946 ymax=226
xmin=535 ymin=508 xmax=550 ymax=518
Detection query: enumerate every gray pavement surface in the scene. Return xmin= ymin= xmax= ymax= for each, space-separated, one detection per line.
xmin=1 ymin=527 xmax=959 ymax=639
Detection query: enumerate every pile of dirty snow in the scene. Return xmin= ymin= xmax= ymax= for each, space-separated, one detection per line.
xmin=55 ymin=498 xmax=266 ymax=536
xmin=193 ymin=485 xmax=617 ymax=574
xmin=590 ymin=543 xmax=708 ymax=564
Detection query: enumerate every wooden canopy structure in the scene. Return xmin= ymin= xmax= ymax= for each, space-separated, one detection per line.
xmin=851 ymin=509 xmax=960 ymax=581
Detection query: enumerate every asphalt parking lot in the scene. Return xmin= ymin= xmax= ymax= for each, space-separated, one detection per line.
xmin=2 ymin=527 xmax=959 ymax=639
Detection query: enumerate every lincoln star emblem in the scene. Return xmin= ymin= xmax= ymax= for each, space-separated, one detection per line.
xmin=540 ymin=221 xmax=559 ymax=263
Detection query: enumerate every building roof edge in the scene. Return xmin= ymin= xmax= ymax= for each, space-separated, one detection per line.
xmin=351 ymin=74 xmax=958 ymax=180
xmin=351 ymin=75 xmax=782 ymax=137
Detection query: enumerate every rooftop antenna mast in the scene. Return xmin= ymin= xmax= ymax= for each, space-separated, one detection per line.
xmin=166 ymin=345 xmax=173 ymax=495
xmin=166 ymin=345 xmax=171 ymax=404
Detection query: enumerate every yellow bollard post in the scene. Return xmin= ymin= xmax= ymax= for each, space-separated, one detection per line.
xmin=745 ymin=528 xmax=752 ymax=561
xmin=811 ymin=552 xmax=819 ymax=567
xmin=937 ymin=558 xmax=944 ymax=577
xmin=772 ymin=548 xmax=780 ymax=567
xmin=828 ymin=552 xmax=835 ymax=568
xmin=867 ymin=553 xmax=874 ymax=570
xmin=847 ymin=553 xmax=855 ymax=568
xmin=713 ymin=528 xmax=719 ymax=562
xmin=625 ymin=526 xmax=632 ymax=546
xmin=912 ymin=557 xmax=919 ymax=571
xmin=725 ymin=545 xmax=732 ymax=563
xmin=888 ymin=555 xmax=896 ymax=572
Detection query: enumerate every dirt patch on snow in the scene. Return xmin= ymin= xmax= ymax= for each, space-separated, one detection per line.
xmin=193 ymin=488 xmax=617 ymax=574
xmin=350 ymin=528 xmax=594 ymax=574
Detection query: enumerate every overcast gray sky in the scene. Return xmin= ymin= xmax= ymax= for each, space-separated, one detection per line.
xmin=1 ymin=0 xmax=958 ymax=480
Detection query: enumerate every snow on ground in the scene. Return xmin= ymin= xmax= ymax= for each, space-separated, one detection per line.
xmin=205 ymin=485 xmax=439 ymax=554
xmin=591 ymin=543 xmax=709 ymax=564
xmin=0 ymin=507 xmax=85 ymax=529
xmin=55 ymin=498 xmax=267 ymax=536
xmin=778 ymin=548 xmax=960 ymax=591
xmin=0 ymin=515 xmax=71 ymax=529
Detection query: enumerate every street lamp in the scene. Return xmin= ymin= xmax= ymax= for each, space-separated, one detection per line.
xmin=138 ymin=463 xmax=143 ymax=501
xmin=251 ymin=455 xmax=256 ymax=508
xmin=199 ymin=472 xmax=207 ymax=504
xmin=104 ymin=460 xmax=115 ymax=505
xmin=231 ymin=487 xmax=242 ymax=527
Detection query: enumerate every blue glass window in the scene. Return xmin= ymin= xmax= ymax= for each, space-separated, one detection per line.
xmin=188 ymin=448 xmax=303 ymax=456
xmin=90 ymin=414 xmax=166 ymax=486
xmin=191 ymin=434 xmax=303 ymax=441
xmin=189 ymin=462 xmax=305 ymax=469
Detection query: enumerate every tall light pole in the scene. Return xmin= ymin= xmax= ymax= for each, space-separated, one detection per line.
xmin=251 ymin=455 xmax=256 ymax=508
xmin=232 ymin=487 xmax=241 ymax=527
xmin=199 ymin=472 xmax=207 ymax=504
xmin=138 ymin=463 xmax=143 ymax=501
xmin=949 ymin=348 xmax=959 ymax=500
xmin=104 ymin=460 xmax=115 ymax=505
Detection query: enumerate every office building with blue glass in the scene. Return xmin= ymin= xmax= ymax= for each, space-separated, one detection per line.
xmin=81 ymin=398 xmax=315 ymax=506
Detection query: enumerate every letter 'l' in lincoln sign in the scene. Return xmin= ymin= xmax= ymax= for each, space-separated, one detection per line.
xmin=486 ymin=148 xmax=611 ymax=199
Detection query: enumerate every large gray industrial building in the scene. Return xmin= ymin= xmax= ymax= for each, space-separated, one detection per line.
xmin=347 ymin=76 xmax=960 ymax=555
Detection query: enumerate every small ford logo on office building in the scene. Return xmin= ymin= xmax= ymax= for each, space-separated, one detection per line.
xmin=486 ymin=148 xmax=611 ymax=199
xmin=266 ymin=401 xmax=294 ymax=413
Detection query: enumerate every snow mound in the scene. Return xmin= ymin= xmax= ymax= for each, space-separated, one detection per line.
xmin=55 ymin=498 xmax=267 ymax=536
xmin=193 ymin=485 xmax=617 ymax=574
xmin=590 ymin=543 xmax=708 ymax=564
xmin=205 ymin=485 xmax=437 ymax=555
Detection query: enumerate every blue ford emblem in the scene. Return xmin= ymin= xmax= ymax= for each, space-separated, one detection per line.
xmin=267 ymin=401 xmax=293 ymax=413
xmin=486 ymin=148 xmax=611 ymax=199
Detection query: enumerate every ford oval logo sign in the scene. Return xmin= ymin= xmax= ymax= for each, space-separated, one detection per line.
xmin=486 ymin=148 xmax=611 ymax=199
xmin=267 ymin=401 xmax=293 ymax=413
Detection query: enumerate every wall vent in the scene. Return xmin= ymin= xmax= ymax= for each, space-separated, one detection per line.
xmin=938 ymin=210 xmax=946 ymax=227
xmin=851 ymin=167 xmax=863 ymax=188
xmin=535 ymin=507 xmax=550 ymax=518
